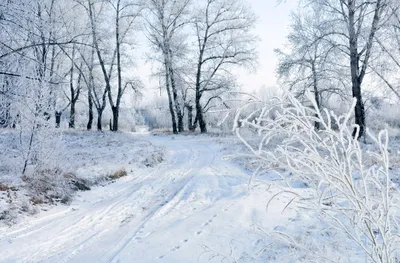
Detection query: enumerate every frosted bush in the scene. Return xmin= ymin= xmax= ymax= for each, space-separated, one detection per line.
xmin=235 ymin=91 xmax=400 ymax=263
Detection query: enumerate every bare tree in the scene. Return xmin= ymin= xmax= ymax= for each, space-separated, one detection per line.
xmin=108 ymin=0 xmax=142 ymax=131
xmin=80 ymin=44 xmax=108 ymax=131
xmin=276 ymin=7 xmax=347 ymax=129
xmin=0 ymin=0 xmax=87 ymax=129
xmin=145 ymin=0 xmax=191 ymax=134
xmin=77 ymin=0 xmax=142 ymax=131
xmin=371 ymin=5 xmax=400 ymax=100
xmin=303 ymin=0 xmax=391 ymax=138
xmin=192 ymin=0 xmax=257 ymax=133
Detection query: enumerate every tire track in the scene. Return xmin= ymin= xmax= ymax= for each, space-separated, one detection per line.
xmin=99 ymin=147 xmax=199 ymax=263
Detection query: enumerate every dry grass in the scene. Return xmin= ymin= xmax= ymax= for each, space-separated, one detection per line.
xmin=109 ymin=168 xmax=128 ymax=180
xmin=151 ymin=128 xmax=173 ymax=133
xmin=0 ymin=184 xmax=9 ymax=191
xmin=30 ymin=197 xmax=44 ymax=205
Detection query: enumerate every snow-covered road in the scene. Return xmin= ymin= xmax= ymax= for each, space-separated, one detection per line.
xmin=0 ymin=135 xmax=291 ymax=263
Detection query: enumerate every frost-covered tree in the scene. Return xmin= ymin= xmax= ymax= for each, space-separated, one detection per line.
xmin=275 ymin=7 xmax=347 ymax=129
xmin=191 ymin=0 xmax=257 ymax=133
xmin=0 ymin=0 xmax=74 ymax=185
xmin=76 ymin=0 xmax=142 ymax=131
xmin=299 ymin=0 xmax=392 ymax=138
xmin=145 ymin=0 xmax=191 ymax=134
xmin=371 ymin=5 xmax=400 ymax=101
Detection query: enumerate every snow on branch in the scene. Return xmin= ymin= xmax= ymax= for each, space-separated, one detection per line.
xmin=235 ymin=90 xmax=400 ymax=263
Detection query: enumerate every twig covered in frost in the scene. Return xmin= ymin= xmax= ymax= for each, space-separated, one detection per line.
xmin=235 ymin=91 xmax=400 ymax=263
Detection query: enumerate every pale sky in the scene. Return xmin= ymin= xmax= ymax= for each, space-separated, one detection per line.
xmin=133 ymin=0 xmax=298 ymax=99
xmin=236 ymin=0 xmax=297 ymax=91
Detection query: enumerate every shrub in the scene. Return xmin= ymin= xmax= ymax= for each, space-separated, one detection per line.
xmin=23 ymin=167 xmax=73 ymax=204
xmin=0 ymin=184 xmax=9 ymax=191
xmin=24 ymin=167 xmax=93 ymax=205
xmin=142 ymin=153 xmax=164 ymax=167
xmin=109 ymin=168 xmax=128 ymax=180
xmin=235 ymin=91 xmax=400 ymax=263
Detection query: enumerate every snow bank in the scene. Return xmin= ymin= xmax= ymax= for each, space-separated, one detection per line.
xmin=0 ymin=130 xmax=164 ymax=226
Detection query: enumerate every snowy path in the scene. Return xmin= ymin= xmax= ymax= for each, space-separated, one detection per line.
xmin=0 ymin=135 xmax=290 ymax=263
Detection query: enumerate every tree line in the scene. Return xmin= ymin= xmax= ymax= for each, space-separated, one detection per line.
xmin=0 ymin=0 xmax=257 ymax=134
xmin=276 ymin=0 xmax=400 ymax=138
xmin=2 ymin=0 xmax=397 ymax=137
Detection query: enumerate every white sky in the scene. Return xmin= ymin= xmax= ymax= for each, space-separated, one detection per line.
xmin=134 ymin=0 xmax=298 ymax=99
xmin=236 ymin=0 xmax=297 ymax=91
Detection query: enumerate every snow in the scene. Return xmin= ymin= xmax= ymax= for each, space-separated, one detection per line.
xmin=0 ymin=130 xmax=165 ymax=225
xmin=0 ymin=133 xmax=306 ymax=263
xmin=0 ymin=132 xmax=385 ymax=262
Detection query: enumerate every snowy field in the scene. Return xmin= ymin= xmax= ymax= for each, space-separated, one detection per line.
xmin=0 ymin=131 xmax=399 ymax=262
xmin=0 ymin=130 xmax=165 ymax=226
xmin=0 ymin=132 xmax=303 ymax=262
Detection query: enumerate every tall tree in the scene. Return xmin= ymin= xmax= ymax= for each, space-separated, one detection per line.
xmin=304 ymin=0 xmax=390 ymax=138
xmin=371 ymin=5 xmax=400 ymax=100
xmin=81 ymin=0 xmax=141 ymax=131
xmin=108 ymin=0 xmax=142 ymax=131
xmin=192 ymin=0 xmax=257 ymax=133
xmin=0 ymin=0 xmax=85 ymax=129
xmin=276 ymin=7 xmax=347 ymax=129
xmin=145 ymin=0 xmax=191 ymax=134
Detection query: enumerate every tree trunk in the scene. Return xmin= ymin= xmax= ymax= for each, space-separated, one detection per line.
xmin=186 ymin=104 xmax=195 ymax=132
xmin=195 ymin=47 xmax=207 ymax=133
xmin=114 ymin=4 xmax=121 ymax=133
xmin=311 ymin=61 xmax=320 ymax=130
xmin=87 ymin=91 xmax=93 ymax=130
xmin=351 ymin=77 xmax=365 ymax=138
xmin=164 ymin=62 xmax=178 ymax=134
xmin=196 ymin=95 xmax=207 ymax=133
xmin=68 ymin=45 xmax=77 ymax=129
xmin=348 ymin=3 xmax=365 ymax=139
xmin=168 ymin=61 xmax=184 ymax=132
xmin=55 ymin=111 xmax=62 ymax=128
xmin=69 ymin=101 xmax=76 ymax=128
xmin=112 ymin=106 xmax=118 ymax=132
xmin=97 ymin=110 xmax=103 ymax=131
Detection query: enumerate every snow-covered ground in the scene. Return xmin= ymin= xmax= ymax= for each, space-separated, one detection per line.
xmin=0 ymin=133 xmax=309 ymax=263
xmin=0 ymin=130 xmax=165 ymax=224
xmin=1 ymin=132 xmax=396 ymax=262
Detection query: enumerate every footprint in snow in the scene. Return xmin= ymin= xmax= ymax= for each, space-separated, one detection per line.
xmin=196 ymin=230 xmax=202 ymax=235
xmin=170 ymin=245 xmax=180 ymax=251
xmin=223 ymin=204 xmax=235 ymax=212
xmin=202 ymin=218 xmax=213 ymax=227
xmin=134 ymin=237 xmax=143 ymax=243
xmin=182 ymin=239 xmax=188 ymax=243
